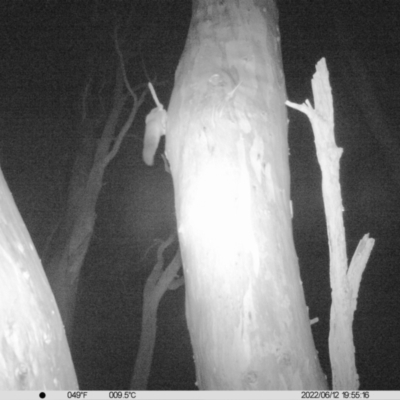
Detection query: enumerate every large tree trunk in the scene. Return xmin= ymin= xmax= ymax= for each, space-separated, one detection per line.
xmin=166 ymin=0 xmax=327 ymax=389
xmin=0 ymin=169 xmax=78 ymax=390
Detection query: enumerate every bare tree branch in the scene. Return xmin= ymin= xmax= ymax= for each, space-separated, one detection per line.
xmin=104 ymin=87 xmax=148 ymax=165
xmin=114 ymin=26 xmax=137 ymax=103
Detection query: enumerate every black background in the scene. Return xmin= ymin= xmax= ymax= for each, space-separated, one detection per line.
xmin=0 ymin=0 xmax=399 ymax=390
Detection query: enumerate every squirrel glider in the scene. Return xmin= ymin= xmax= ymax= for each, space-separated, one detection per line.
xmin=143 ymin=82 xmax=168 ymax=166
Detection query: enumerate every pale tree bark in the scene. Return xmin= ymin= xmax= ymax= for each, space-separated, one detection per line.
xmin=165 ymin=0 xmax=327 ymax=389
xmin=44 ymin=44 xmax=148 ymax=340
xmin=130 ymin=234 xmax=183 ymax=390
xmin=0 ymin=169 xmax=78 ymax=390
xmin=287 ymin=58 xmax=375 ymax=390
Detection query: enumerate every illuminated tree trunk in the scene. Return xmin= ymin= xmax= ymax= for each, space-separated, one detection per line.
xmin=0 ymin=169 xmax=78 ymax=390
xmin=166 ymin=0 xmax=327 ymax=389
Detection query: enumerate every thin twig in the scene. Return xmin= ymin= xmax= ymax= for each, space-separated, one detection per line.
xmin=114 ymin=26 xmax=137 ymax=103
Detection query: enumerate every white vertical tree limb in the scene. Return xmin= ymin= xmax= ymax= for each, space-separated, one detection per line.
xmin=286 ymin=58 xmax=375 ymax=390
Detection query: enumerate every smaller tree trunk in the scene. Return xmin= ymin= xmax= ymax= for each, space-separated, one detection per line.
xmin=44 ymin=122 xmax=103 ymax=340
xmin=44 ymin=64 xmax=147 ymax=339
xmin=130 ymin=235 xmax=183 ymax=390
xmin=287 ymin=58 xmax=375 ymax=389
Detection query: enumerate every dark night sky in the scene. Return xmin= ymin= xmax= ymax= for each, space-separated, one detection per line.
xmin=0 ymin=0 xmax=399 ymax=391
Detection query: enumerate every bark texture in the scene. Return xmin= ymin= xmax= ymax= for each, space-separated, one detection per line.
xmin=166 ymin=0 xmax=327 ymax=390
xmin=0 ymin=169 xmax=78 ymax=390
